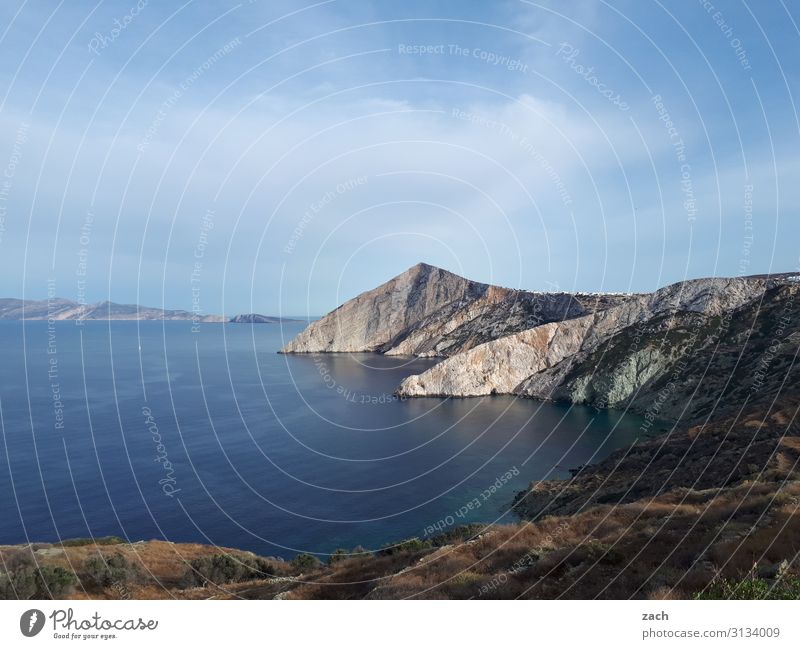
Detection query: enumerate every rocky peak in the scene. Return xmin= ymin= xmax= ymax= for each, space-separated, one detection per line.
xmin=280 ymin=264 xmax=633 ymax=356
xmin=280 ymin=263 xmax=489 ymax=354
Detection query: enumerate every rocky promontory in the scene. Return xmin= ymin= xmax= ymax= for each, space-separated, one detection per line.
xmin=280 ymin=263 xmax=631 ymax=356
xmin=281 ymin=263 xmax=799 ymax=425
xmin=396 ymin=275 xmax=795 ymax=407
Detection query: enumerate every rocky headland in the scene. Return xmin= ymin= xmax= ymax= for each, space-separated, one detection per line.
xmin=282 ymin=263 xmax=799 ymax=425
xmin=280 ymin=262 xmax=634 ymax=357
xmin=397 ymin=274 xmax=799 ymax=423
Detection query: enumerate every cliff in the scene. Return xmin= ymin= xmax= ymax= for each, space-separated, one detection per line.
xmin=280 ymin=263 xmax=629 ymax=356
xmin=281 ymin=264 xmax=798 ymax=424
xmin=397 ymin=274 xmax=799 ymax=424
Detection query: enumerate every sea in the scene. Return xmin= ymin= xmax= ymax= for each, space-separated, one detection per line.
xmin=0 ymin=320 xmax=646 ymax=559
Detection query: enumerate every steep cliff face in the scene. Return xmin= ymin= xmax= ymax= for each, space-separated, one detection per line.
xmin=396 ymin=275 xmax=796 ymax=407
xmin=381 ymin=286 xmax=592 ymax=357
xmin=280 ymin=263 xmax=483 ymax=353
xmin=280 ymin=263 xmax=617 ymax=356
xmin=282 ymin=264 xmax=797 ymax=424
xmin=532 ymin=283 xmax=800 ymax=422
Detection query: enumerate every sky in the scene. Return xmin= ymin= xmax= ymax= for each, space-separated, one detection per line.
xmin=0 ymin=0 xmax=798 ymax=316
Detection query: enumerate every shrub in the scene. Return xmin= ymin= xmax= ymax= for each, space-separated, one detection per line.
xmin=430 ymin=524 xmax=486 ymax=546
xmin=184 ymin=554 xmax=278 ymax=587
xmin=36 ymin=566 xmax=77 ymax=597
xmin=350 ymin=545 xmax=372 ymax=558
xmin=2 ymin=548 xmax=35 ymax=571
xmin=377 ymin=538 xmax=432 ymax=556
xmin=291 ymin=553 xmax=322 ymax=572
xmin=81 ymin=554 xmax=140 ymax=589
xmin=326 ymin=546 xmax=374 ymax=564
xmin=695 ymin=576 xmax=800 ymax=600
xmin=0 ymin=564 xmax=76 ymax=599
xmin=61 ymin=536 xmax=125 ymax=547
xmin=0 ymin=569 xmax=36 ymax=599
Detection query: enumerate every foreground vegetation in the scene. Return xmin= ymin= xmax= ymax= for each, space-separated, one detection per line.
xmin=2 ymin=476 xmax=797 ymax=600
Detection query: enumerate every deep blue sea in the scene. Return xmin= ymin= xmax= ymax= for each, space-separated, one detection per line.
xmin=0 ymin=321 xmax=646 ymax=560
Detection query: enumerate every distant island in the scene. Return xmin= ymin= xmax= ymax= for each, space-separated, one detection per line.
xmin=0 ymin=297 xmax=300 ymax=324
xmin=229 ymin=313 xmax=301 ymax=324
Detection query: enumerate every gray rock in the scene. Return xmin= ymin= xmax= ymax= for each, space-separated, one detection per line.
xmin=280 ymin=263 xmax=623 ymax=356
xmin=396 ymin=274 xmax=793 ymax=401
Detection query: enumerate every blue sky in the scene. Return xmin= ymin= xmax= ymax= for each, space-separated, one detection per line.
xmin=0 ymin=0 xmax=798 ymax=315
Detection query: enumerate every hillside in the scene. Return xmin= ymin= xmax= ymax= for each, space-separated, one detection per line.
xmin=0 ymin=298 xmax=293 ymax=324
xmin=0 ymin=298 xmax=224 ymax=322
xmin=280 ymin=263 xmax=632 ymax=357
xmin=396 ymin=273 xmax=798 ymax=420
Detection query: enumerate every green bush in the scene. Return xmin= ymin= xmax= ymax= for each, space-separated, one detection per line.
xmin=328 ymin=548 xmax=349 ymax=564
xmin=81 ymin=554 xmax=140 ymax=589
xmin=185 ymin=554 xmax=277 ymax=587
xmin=695 ymin=576 xmax=800 ymax=600
xmin=0 ymin=561 xmax=76 ymax=599
xmin=291 ymin=553 xmax=322 ymax=572
xmin=377 ymin=537 xmax=432 ymax=556
xmin=326 ymin=545 xmax=375 ymax=564
xmin=350 ymin=545 xmax=372 ymax=558
xmin=429 ymin=524 xmax=486 ymax=547
xmin=61 ymin=536 xmax=126 ymax=547
xmin=0 ymin=570 xmax=36 ymax=599
xmin=36 ymin=566 xmax=77 ymax=597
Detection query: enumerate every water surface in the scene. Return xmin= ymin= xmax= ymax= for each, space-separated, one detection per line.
xmin=0 ymin=321 xmax=644 ymax=558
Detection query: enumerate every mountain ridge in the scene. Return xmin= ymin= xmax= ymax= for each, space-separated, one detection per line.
xmin=0 ymin=297 xmax=294 ymax=323
xmin=396 ymin=273 xmax=798 ymax=406
xmin=279 ymin=262 xmax=799 ymax=426
xmin=280 ymin=263 xmax=636 ymax=356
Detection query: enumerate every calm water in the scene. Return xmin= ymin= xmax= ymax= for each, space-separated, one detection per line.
xmin=0 ymin=321 xmax=644 ymax=559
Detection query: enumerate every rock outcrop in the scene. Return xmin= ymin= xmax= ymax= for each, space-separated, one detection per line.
xmin=531 ymin=282 xmax=800 ymax=422
xmin=397 ymin=274 xmax=799 ymax=422
xmin=281 ymin=262 xmax=798 ymax=425
xmin=280 ymin=263 xmax=630 ymax=356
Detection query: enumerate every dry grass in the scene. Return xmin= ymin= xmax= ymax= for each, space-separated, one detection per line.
xmin=0 ymin=540 xmax=291 ymax=599
xmin=4 ymin=476 xmax=797 ymax=600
